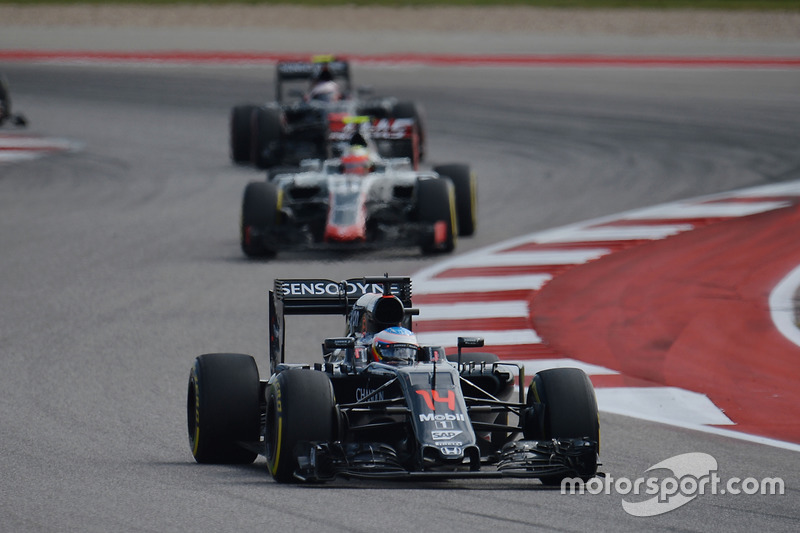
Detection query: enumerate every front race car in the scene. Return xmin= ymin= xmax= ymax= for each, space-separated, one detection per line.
xmin=186 ymin=277 xmax=602 ymax=486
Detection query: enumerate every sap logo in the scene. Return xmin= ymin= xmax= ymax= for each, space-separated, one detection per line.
xmin=432 ymin=430 xmax=463 ymax=441
xmin=419 ymin=413 xmax=465 ymax=422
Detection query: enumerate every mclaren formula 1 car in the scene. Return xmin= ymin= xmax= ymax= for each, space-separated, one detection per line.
xmin=187 ymin=276 xmax=600 ymax=485
xmin=230 ymin=56 xmax=425 ymax=170
xmin=0 ymin=74 xmax=27 ymax=127
xmin=239 ymin=153 xmax=476 ymax=259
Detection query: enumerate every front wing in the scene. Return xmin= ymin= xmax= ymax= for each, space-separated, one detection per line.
xmin=294 ymin=438 xmax=599 ymax=482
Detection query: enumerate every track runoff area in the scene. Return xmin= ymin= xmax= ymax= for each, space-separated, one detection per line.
xmin=413 ymin=180 xmax=800 ymax=452
xmin=4 ymin=50 xmax=799 ymax=450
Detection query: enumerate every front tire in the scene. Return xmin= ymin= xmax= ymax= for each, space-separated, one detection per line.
xmin=230 ymin=104 xmax=256 ymax=164
xmin=525 ymin=368 xmax=599 ymax=483
xmin=187 ymin=353 xmax=260 ymax=464
xmin=241 ymin=181 xmax=280 ymax=259
xmin=417 ymin=178 xmax=456 ymax=254
xmin=434 ymin=164 xmax=477 ymax=237
xmin=265 ymin=369 xmax=336 ymax=483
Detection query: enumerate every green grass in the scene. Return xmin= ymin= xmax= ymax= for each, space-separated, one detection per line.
xmin=2 ymin=0 xmax=799 ymax=10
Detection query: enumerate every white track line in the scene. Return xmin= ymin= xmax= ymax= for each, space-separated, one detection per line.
xmin=414 ymin=274 xmax=551 ymax=294
xmin=417 ymin=301 xmax=528 ymax=320
xmin=416 ymin=329 xmax=541 ymax=346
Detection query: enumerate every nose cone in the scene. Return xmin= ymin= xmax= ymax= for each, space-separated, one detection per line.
xmin=324 ymin=224 xmax=366 ymax=242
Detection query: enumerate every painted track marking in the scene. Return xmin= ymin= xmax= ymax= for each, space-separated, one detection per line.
xmin=414 ymin=182 xmax=800 ymax=451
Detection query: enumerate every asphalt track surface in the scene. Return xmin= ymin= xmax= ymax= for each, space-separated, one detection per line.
xmin=2 ymin=54 xmax=800 ymax=532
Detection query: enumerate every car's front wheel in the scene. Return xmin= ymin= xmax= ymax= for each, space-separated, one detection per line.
xmin=187 ymin=353 xmax=261 ymax=464
xmin=230 ymin=104 xmax=257 ymax=164
xmin=241 ymin=181 xmax=280 ymax=259
xmin=265 ymin=369 xmax=336 ymax=483
xmin=525 ymin=367 xmax=599 ymax=484
xmin=417 ymin=177 xmax=456 ymax=254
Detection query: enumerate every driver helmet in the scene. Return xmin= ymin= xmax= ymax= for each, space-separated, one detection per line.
xmin=371 ymin=327 xmax=418 ymax=365
xmin=341 ymin=145 xmax=372 ymax=175
xmin=308 ymin=80 xmax=340 ymax=102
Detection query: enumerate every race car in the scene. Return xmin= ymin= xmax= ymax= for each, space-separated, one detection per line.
xmin=229 ymin=56 xmax=426 ymax=170
xmin=186 ymin=276 xmax=600 ymax=485
xmin=239 ymin=146 xmax=477 ymax=258
xmin=0 ymin=74 xmax=27 ymax=127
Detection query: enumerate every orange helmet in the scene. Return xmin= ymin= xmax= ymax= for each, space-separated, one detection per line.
xmin=341 ymin=146 xmax=372 ymax=175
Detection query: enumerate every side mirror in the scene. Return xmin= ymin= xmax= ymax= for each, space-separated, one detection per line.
xmin=323 ymin=337 xmax=355 ymax=350
xmin=457 ymin=337 xmax=484 ymax=348
xmin=455 ymin=337 xmax=484 ymax=368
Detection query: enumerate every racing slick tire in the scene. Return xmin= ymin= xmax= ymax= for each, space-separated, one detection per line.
xmin=434 ymin=164 xmax=477 ymax=237
xmin=241 ymin=181 xmax=280 ymax=259
xmin=251 ymin=106 xmax=283 ymax=169
xmin=391 ymin=100 xmax=427 ymax=163
xmin=187 ymin=353 xmax=261 ymax=464
xmin=417 ymin=177 xmax=456 ymax=255
xmin=230 ymin=104 xmax=257 ymax=164
xmin=525 ymin=368 xmax=599 ymax=484
xmin=266 ymin=369 xmax=336 ymax=483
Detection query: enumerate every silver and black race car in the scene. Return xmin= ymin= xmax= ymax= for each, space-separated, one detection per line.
xmin=0 ymin=74 xmax=27 ymax=127
xmin=229 ymin=56 xmax=425 ymax=169
xmin=186 ymin=277 xmax=600 ymax=485
xmin=239 ymin=154 xmax=477 ymax=258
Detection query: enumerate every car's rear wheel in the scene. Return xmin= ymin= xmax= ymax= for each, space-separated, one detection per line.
xmin=525 ymin=367 xmax=599 ymax=484
xmin=434 ymin=164 xmax=477 ymax=237
xmin=241 ymin=181 xmax=280 ymax=259
xmin=417 ymin=178 xmax=456 ymax=254
xmin=187 ymin=353 xmax=260 ymax=464
xmin=230 ymin=104 xmax=256 ymax=164
xmin=265 ymin=369 xmax=336 ymax=483
xmin=391 ymin=100 xmax=426 ymax=162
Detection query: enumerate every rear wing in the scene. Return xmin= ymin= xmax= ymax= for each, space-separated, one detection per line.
xmin=275 ymin=56 xmax=352 ymax=102
xmin=268 ymin=276 xmax=412 ymax=373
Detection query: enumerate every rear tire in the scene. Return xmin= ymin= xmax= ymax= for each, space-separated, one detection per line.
xmin=391 ymin=100 xmax=426 ymax=162
xmin=230 ymin=104 xmax=256 ymax=164
xmin=434 ymin=164 xmax=477 ymax=237
xmin=525 ymin=368 xmax=599 ymax=484
xmin=417 ymin=178 xmax=456 ymax=254
xmin=187 ymin=353 xmax=260 ymax=464
xmin=241 ymin=181 xmax=279 ymax=259
xmin=265 ymin=370 xmax=336 ymax=483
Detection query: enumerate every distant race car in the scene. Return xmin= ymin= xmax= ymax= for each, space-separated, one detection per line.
xmin=229 ymin=56 xmax=426 ymax=170
xmin=0 ymin=74 xmax=27 ymax=127
xmin=239 ymin=145 xmax=477 ymax=258
xmin=186 ymin=276 xmax=600 ymax=484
